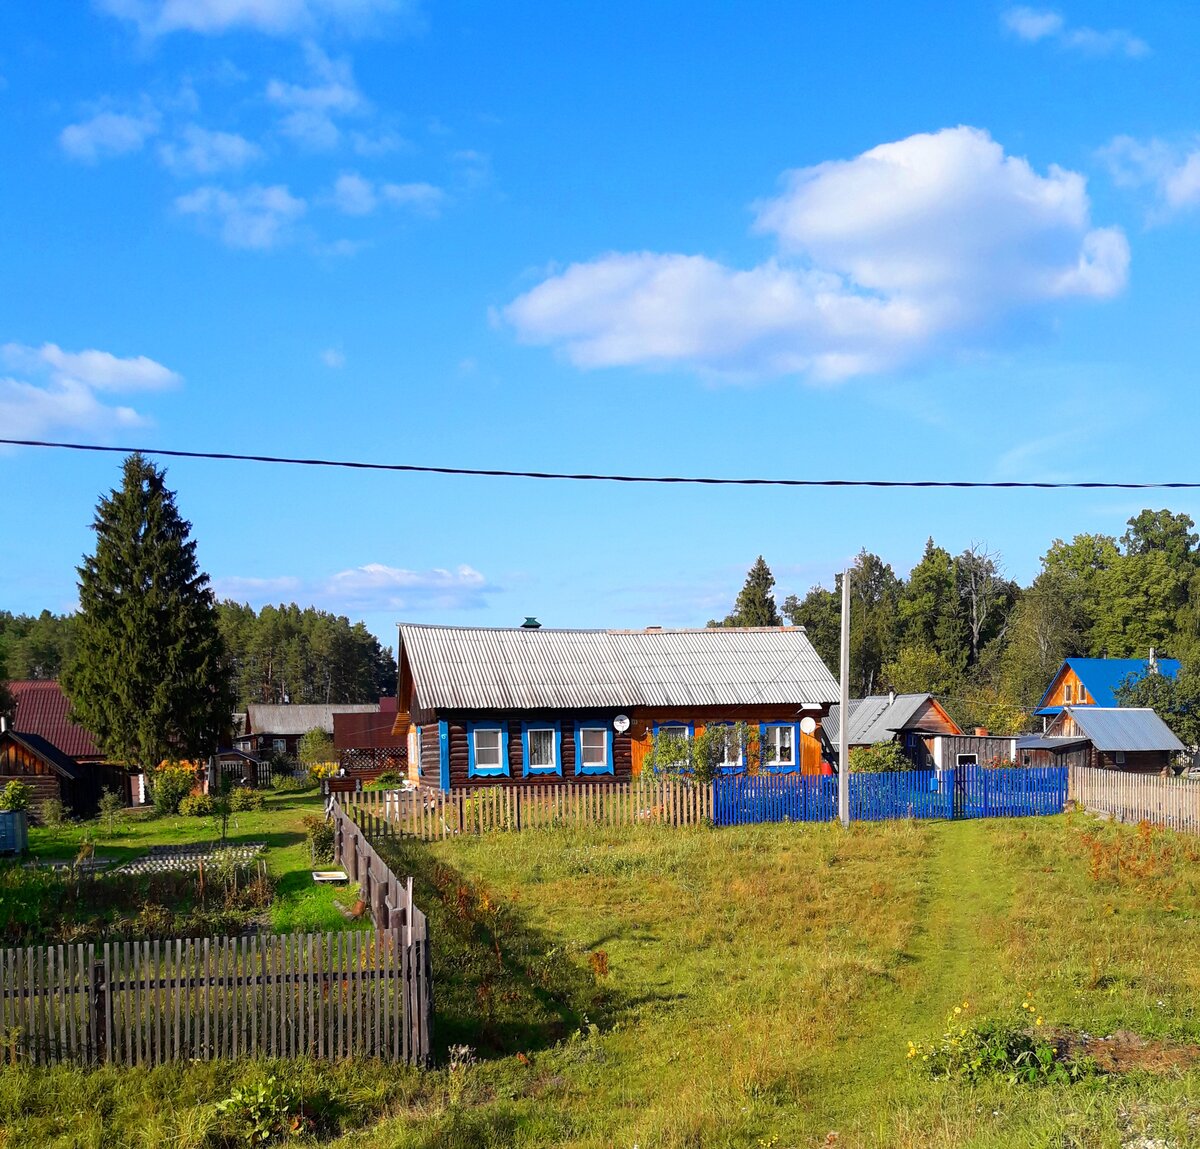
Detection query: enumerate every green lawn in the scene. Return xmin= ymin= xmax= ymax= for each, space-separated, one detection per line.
xmin=26 ymin=789 xmax=366 ymax=934
xmin=6 ymin=812 xmax=1200 ymax=1147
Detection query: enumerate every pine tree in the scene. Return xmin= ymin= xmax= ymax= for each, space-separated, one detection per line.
xmin=63 ymin=455 xmax=234 ymax=774
xmin=711 ymin=556 xmax=782 ymax=627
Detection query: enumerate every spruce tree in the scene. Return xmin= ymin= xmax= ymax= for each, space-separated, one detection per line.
xmin=63 ymin=454 xmax=234 ymax=776
xmin=711 ymin=556 xmax=782 ymax=627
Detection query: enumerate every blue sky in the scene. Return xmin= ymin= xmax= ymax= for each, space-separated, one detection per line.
xmin=3 ymin=1 xmax=1200 ymax=651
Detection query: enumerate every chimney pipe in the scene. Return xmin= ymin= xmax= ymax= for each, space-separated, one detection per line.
xmin=889 ymin=690 xmax=896 ymax=706
xmin=1149 ymin=647 xmax=1158 ymax=674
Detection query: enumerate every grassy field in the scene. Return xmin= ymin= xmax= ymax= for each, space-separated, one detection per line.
xmin=6 ymin=811 xmax=1200 ymax=1146
xmin=26 ymin=789 xmax=365 ymax=934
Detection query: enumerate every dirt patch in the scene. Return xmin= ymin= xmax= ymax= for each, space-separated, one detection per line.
xmin=1061 ymin=1029 xmax=1200 ymax=1074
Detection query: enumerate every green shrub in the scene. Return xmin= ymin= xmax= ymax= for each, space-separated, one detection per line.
xmin=848 ymin=741 xmax=913 ymax=773
xmin=179 ymin=792 xmax=215 ymax=817
xmin=229 ymin=787 xmax=264 ymax=812
xmin=38 ymin=798 xmax=67 ymax=828
xmin=215 ymin=1073 xmax=312 ymax=1144
xmin=152 ymin=763 xmax=197 ymax=815
xmin=909 ymin=996 xmax=1088 ymax=1085
xmin=0 ymin=780 xmax=32 ymax=812
xmin=302 ymin=813 xmax=334 ymax=865
xmin=376 ymin=769 xmax=403 ymax=787
xmin=97 ymin=789 xmax=125 ymax=832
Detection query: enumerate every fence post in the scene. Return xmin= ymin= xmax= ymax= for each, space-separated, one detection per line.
xmin=945 ymin=768 xmax=956 ymax=820
xmin=90 ymin=960 xmax=107 ymax=1065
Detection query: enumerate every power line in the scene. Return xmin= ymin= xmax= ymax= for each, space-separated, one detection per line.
xmin=3 ymin=437 xmax=1200 ymax=489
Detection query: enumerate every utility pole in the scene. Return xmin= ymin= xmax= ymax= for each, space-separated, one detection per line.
xmin=839 ymin=566 xmax=851 ymax=829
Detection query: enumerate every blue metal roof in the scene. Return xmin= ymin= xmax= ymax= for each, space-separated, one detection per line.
xmin=1033 ymin=657 xmax=1181 ymax=716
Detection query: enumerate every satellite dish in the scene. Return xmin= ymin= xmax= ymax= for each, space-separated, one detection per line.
xmin=613 ymin=714 xmax=631 ymax=734
xmin=799 ymin=716 xmax=818 ymax=736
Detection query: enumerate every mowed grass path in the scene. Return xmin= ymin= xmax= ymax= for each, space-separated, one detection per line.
xmin=353 ymin=813 xmax=1200 ymax=1149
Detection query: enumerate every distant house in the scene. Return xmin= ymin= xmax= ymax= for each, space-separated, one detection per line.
xmin=236 ymin=702 xmax=381 ymax=760
xmin=1019 ymin=706 xmax=1185 ymax=773
xmin=334 ymin=697 xmax=406 ymax=779
xmin=390 ymin=623 xmax=840 ymax=790
xmin=0 ymin=680 xmax=132 ymax=813
xmin=1034 ymin=656 xmax=1181 ymax=719
xmin=822 ymin=693 xmax=965 ymax=768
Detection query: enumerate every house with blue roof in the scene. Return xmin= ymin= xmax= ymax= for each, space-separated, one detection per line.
xmin=1034 ymin=656 xmax=1181 ymax=719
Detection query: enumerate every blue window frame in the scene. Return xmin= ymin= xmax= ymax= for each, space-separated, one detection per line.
xmin=522 ymin=721 xmax=563 ymax=777
xmin=467 ymin=721 xmax=510 ymax=778
xmin=759 ymin=722 xmax=799 ymax=772
xmin=574 ymin=720 xmax=614 ymax=775
xmin=438 ymin=720 xmax=450 ymax=790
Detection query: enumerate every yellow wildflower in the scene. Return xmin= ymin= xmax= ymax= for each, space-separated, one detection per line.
xmin=1036 ymin=1017 xmax=1044 ymax=1026
xmin=954 ymin=1007 xmax=961 ymax=1015
xmin=962 ymin=1001 xmax=969 ymax=1010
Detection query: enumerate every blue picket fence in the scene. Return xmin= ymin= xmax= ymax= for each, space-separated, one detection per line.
xmin=712 ymin=765 xmax=1069 ymax=827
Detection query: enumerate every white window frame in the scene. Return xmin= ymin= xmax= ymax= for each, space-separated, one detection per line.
xmin=527 ymin=727 xmax=557 ymax=772
xmin=471 ymin=726 xmax=505 ymax=775
xmin=577 ymin=725 xmax=611 ymax=774
xmin=762 ymin=724 xmax=796 ymax=767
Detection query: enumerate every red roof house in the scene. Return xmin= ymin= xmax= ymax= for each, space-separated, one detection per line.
xmin=7 ymin=680 xmax=102 ymax=760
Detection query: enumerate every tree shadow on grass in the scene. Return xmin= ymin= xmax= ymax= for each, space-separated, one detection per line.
xmin=377 ymin=835 xmax=624 ymax=1062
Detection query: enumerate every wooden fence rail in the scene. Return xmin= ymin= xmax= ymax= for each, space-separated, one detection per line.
xmin=350 ymin=779 xmax=713 ymax=840
xmin=0 ymin=800 xmax=433 ymax=1068
xmin=1069 ymin=765 xmax=1200 ymax=833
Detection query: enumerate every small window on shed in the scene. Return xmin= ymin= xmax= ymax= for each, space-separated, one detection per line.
xmin=1063 ymin=684 xmax=1073 ymax=704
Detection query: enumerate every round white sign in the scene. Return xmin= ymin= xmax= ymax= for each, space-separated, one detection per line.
xmin=799 ymin=716 xmax=818 ymax=736
xmin=613 ymin=713 xmax=631 ymax=733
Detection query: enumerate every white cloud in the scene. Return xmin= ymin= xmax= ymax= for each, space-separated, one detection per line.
xmin=332 ymin=171 xmax=377 ymax=214
xmin=351 ymin=128 xmax=409 ymax=156
xmin=267 ymin=44 xmax=365 ymax=150
xmin=59 ymin=110 xmax=159 ymax=162
xmin=215 ymin=563 xmax=496 ymax=612
xmin=1100 ymin=135 xmax=1200 ymax=215
xmin=0 ymin=342 xmax=180 ymax=439
xmin=503 ymin=126 xmax=1128 ymax=382
xmin=175 ymin=183 xmax=306 ymax=248
xmin=320 ymin=347 xmax=345 ymax=367
xmin=159 ymin=124 xmax=262 ymax=175
xmin=98 ymin=0 xmax=415 ymax=38
xmin=381 ymin=181 xmax=444 ymax=216
xmin=326 ymin=563 xmax=494 ymax=611
xmin=330 ymin=171 xmax=444 ymax=217
xmin=1002 ymin=7 xmax=1149 ymax=58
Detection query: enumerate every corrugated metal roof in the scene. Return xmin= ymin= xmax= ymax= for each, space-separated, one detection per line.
xmin=824 ymin=694 xmax=941 ymax=745
xmin=245 ymin=703 xmax=379 ymax=736
xmin=399 ymin=624 xmax=840 ymax=714
xmin=7 ymin=680 xmax=100 ymax=758
xmin=1061 ymin=707 xmax=1185 ymax=753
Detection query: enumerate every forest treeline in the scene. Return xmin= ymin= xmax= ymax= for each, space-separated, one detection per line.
xmin=0 ymin=603 xmax=396 ymax=709
xmin=712 ymin=509 xmax=1200 ymax=732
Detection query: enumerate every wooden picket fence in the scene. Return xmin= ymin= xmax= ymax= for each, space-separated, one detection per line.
xmin=1069 ymin=765 xmax=1200 ymax=833
xmin=350 ymin=779 xmax=713 ymax=841
xmin=0 ymin=800 xmax=433 ymax=1068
